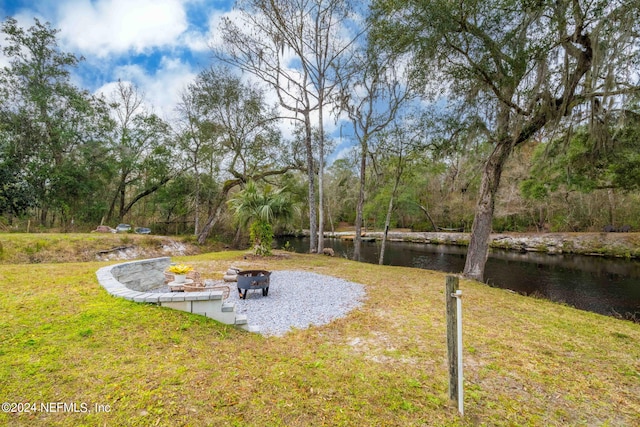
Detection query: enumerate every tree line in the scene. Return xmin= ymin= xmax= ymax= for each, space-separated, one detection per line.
xmin=1 ymin=0 xmax=639 ymax=280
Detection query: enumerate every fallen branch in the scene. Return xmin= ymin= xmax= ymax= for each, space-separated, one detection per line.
xmin=96 ymin=246 xmax=135 ymax=255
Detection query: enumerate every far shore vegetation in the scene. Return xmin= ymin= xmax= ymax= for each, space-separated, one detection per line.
xmin=1 ymin=233 xmax=639 ymax=426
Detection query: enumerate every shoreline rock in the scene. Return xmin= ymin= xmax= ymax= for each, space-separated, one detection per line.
xmin=285 ymin=230 xmax=640 ymax=259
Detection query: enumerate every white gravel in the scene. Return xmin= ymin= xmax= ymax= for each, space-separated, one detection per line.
xmin=224 ymin=270 xmax=366 ymax=336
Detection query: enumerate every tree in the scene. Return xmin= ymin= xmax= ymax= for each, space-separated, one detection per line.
xmin=183 ymin=67 xmax=295 ymax=244
xmin=522 ymin=102 xmax=640 ymax=227
xmin=372 ymin=0 xmax=640 ymax=280
xmin=374 ymin=122 xmax=424 ymax=264
xmin=217 ymin=0 xmax=361 ymax=253
xmin=324 ymin=156 xmax=359 ymax=231
xmin=104 ymin=80 xmax=174 ymax=223
xmin=175 ymin=85 xmax=224 ymax=235
xmin=0 ymin=17 xmax=112 ymax=225
xmin=0 ymin=154 xmax=36 ymax=217
xmin=411 ymin=108 xmax=491 ymax=232
xmin=337 ymin=40 xmax=412 ymax=260
xmin=227 ymin=181 xmax=296 ymax=255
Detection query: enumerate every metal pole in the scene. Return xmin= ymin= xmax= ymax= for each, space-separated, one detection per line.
xmin=452 ymin=289 xmax=464 ymax=415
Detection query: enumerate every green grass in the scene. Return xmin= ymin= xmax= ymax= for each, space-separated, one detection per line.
xmin=0 ymin=234 xmax=639 ymax=425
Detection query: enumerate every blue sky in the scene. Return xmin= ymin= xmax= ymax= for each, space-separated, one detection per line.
xmin=1 ymin=0 xmax=235 ymax=119
xmin=1 ymin=0 xmax=365 ymax=162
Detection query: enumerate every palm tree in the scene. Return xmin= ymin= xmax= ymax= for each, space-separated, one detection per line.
xmin=227 ymin=181 xmax=296 ymax=256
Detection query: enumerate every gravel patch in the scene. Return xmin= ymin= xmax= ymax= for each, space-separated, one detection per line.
xmin=225 ymin=270 xmax=366 ymax=336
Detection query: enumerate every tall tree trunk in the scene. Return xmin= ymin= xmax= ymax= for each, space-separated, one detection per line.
xmin=305 ymin=115 xmax=318 ymax=253
xmin=463 ymin=139 xmax=513 ymax=281
xmin=232 ymin=226 xmax=243 ymax=248
xmin=194 ymin=165 xmax=200 ymax=236
xmin=118 ymin=183 xmax=126 ymax=222
xmin=197 ymin=195 xmax=227 ymax=245
xmin=353 ymin=142 xmax=367 ymax=261
xmin=317 ymin=98 xmax=325 ymax=254
xmin=379 ymin=190 xmax=395 ymax=265
xmin=198 ymin=181 xmax=236 ymax=245
xmin=40 ymin=207 xmax=47 ymax=225
xmin=379 ymin=159 xmax=402 ymax=265
xmin=106 ymin=177 xmax=124 ymax=223
xmin=106 ymin=192 xmax=117 ymax=224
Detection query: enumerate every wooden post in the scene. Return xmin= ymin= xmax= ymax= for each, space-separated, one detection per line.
xmin=446 ymin=275 xmax=459 ymax=402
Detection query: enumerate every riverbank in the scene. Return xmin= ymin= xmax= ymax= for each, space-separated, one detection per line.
xmin=290 ymin=230 xmax=640 ymax=259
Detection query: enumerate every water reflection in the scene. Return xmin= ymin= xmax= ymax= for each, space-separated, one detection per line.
xmin=277 ymin=237 xmax=640 ymax=318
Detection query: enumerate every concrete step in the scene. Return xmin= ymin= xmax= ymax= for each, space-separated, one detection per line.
xmin=221 ymin=301 xmax=236 ymax=312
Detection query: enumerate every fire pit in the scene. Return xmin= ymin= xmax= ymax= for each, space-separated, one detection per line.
xmin=237 ymin=270 xmax=271 ymax=299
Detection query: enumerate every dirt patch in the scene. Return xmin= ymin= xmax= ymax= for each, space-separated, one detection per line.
xmin=240 ymin=253 xmax=292 ymax=261
xmin=94 ymin=240 xmax=193 ymax=261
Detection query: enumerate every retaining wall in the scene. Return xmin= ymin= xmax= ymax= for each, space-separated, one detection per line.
xmin=95 ymin=257 xmax=253 ymax=331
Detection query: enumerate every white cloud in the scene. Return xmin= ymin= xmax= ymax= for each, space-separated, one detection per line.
xmin=95 ymin=56 xmax=197 ymax=121
xmin=4 ymin=0 xmax=349 ymax=143
xmin=56 ymin=0 xmax=188 ymax=57
xmin=144 ymin=58 xmax=198 ymax=119
xmin=178 ymin=30 xmax=210 ymax=53
xmin=3 ymin=0 xmax=224 ymax=121
xmin=206 ymin=8 xmax=245 ymax=50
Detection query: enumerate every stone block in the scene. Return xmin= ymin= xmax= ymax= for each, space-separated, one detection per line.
xmin=183 ymin=292 xmax=210 ymax=301
xmin=112 ymin=289 xmax=139 ymax=299
xmin=144 ymin=294 xmax=161 ymax=303
xmin=207 ymin=309 xmax=237 ymax=324
xmin=159 ymin=294 xmax=185 ymax=302
xmin=221 ymin=302 xmax=236 ymax=313
xmin=191 ymin=300 xmax=222 ymax=315
xmin=203 ymin=290 xmax=224 ymax=300
xmin=160 ymin=301 xmax=192 ymax=313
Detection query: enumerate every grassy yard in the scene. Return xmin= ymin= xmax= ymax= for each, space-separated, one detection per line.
xmin=0 ymin=234 xmax=639 ymax=426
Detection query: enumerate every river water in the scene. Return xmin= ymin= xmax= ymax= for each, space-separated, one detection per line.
xmin=276 ymin=237 xmax=640 ymax=319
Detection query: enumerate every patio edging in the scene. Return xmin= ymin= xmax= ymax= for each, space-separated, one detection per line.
xmin=95 ymin=257 xmax=254 ymax=331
